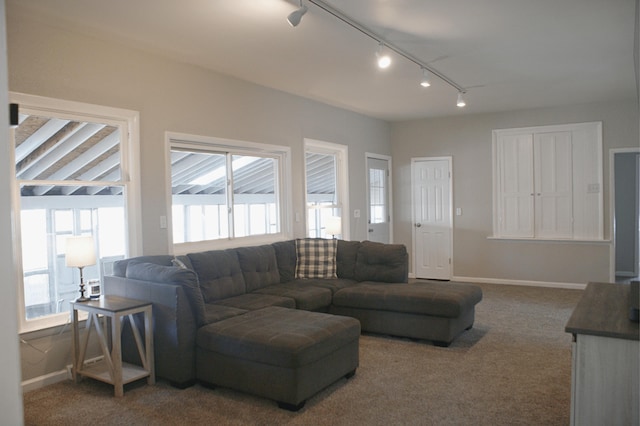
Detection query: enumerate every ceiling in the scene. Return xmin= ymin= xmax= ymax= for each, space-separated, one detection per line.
xmin=8 ymin=0 xmax=638 ymax=121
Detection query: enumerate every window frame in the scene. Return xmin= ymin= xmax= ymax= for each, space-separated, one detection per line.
xmin=491 ymin=121 xmax=604 ymax=241
xmin=304 ymin=139 xmax=350 ymax=240
xmin=10 ymin=92 xmax=142 ymax=333
xmin=166 ymin=132 xmax=292 ymax=254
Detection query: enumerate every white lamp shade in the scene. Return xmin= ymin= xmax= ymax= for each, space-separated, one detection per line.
xmin=325 ymin=216 xmax=342 ymax=236
xmin=65 ymin=235 xmax=96 ymax=268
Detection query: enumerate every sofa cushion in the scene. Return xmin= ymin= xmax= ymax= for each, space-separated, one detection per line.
xmin=213 ymin=293 xmax=295 ymax=311
xmin=125 ymin=262 xmax=207 ymax=326
xmin=332 ymin=282 xmax=483 ymax=318
xmin=354 ymin=241 xmax=408 ymax=283
xmin=336 ymin=240 xmax=360 ymax=280
xmin=289 ymin=278 xmax=358 ymax=295
xmin=252 ymin=282 xmax=332 ymax=311
xmin=197 ymin=306 xmax=360 ymax=368
xmin=272 ymin=240 xmax=297 ymax=283
xmin=235 ymin=245 xmax=280 ymax=292
xmin=203 ymin=304 xmax=248 ymax=324
xmin=187 ymin=250 xmax=246 ymax=303
xmin=295 ymin=238 xmax=337 ymax=279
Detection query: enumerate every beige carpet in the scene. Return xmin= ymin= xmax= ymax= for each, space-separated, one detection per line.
xmin=23 ymin=282 xmax=582 ymax=425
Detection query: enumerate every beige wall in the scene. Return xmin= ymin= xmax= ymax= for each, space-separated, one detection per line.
xmin=7 ymin=5 xmax=391 ymax=382
xmin=392 ymin=99 xmax=639 ymax=284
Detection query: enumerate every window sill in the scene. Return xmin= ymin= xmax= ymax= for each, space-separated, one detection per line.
xmin=487 ymin=236 xmax=610 ymax=244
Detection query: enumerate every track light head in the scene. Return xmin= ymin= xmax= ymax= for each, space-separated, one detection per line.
xmin=376 ymin=43 xmax=391 ymax=69
xmin=420 ymin=68 xmax=431 ymax=88
xmin=287 ymin=3 xmax=308 ymax=27
xmin=456 ymin=91 xmax=467 ymax=107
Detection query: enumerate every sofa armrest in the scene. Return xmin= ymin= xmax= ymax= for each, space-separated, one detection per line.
xmin=104 ymin=275 xmax=198 ymax=387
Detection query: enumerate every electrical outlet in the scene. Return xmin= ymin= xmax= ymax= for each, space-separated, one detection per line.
xmin=354 ymin=209 xmax=360 ymax=218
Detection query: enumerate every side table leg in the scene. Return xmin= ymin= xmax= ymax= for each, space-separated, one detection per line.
xmin=112 ymin=314 xmax=124 ymax=397
xmin=145 ymin=306 xmax=155 ymax=385
xmin=71 ymin=308 xmax=80 ymax=383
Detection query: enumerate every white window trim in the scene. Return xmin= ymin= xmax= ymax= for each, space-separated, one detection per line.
xmin=10 ymin=92 xmax=142 ymax=333
xmin=491 ymin=121 xmax=603 ymax=241
xmin=304 ymin=139 xmax=350 ymax=240
xmin=166 ymin=132 xmax=292 ymax=255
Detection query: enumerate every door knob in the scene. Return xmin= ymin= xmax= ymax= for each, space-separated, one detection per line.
xmin=368 ymin=229 xmax=374 ymax=233
xmin=415 ymin=223 xmax=422 ymax=228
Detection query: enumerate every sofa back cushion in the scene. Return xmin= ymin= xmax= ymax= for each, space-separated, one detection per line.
xmin=336 ymin=240 xmax=360 ymax=279
xmin=295 ymin=238 xmax=338 ymax=279
xmin=125 ymin=262 xmax=207 ymax=326
xmin=272 ymin=240 xmax=297 ymax=283
xmin=187 ymin=249 xmax=246 ymax=302
xmin=354 ymin=240 xmax=408 ymax=283
xmin=235 ymin=245 xmax=281 ymax=292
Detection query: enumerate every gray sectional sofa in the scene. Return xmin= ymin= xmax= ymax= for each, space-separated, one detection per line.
xmin=104 ymin=238 xmax=482 ymax=409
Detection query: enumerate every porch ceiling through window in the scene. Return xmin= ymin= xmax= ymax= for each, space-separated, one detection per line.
xmin=15 ymin=113 xmax=121 ymax=196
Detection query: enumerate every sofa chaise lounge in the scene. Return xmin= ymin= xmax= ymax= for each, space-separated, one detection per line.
xmin=104 ymin=239 xmax=482 ymax=409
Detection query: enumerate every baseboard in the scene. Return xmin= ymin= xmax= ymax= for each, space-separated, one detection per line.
xmin=452 ymin=275 xmax=587 ymax=290
xmin=22 ymin=369 xmax=69 ymax=393
xmin=21 ymin=356 xmax=104 ymax=393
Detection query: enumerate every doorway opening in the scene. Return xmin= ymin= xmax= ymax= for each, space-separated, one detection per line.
xmin=611 ymin=148 xmax=640 ymax=283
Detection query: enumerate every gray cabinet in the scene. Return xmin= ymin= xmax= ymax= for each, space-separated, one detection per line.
xmin=565 ymin=282 xmax=639 ymax=425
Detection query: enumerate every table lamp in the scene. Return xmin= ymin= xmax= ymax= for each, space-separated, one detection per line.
xmin=325 ymin=216 xmax=342 ymax=239
xmin=65 ymin=235 xmax=96 ymax=302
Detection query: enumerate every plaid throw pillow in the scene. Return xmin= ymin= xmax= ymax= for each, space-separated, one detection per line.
xmin=295 ymin=238 xmax=338 ymax=279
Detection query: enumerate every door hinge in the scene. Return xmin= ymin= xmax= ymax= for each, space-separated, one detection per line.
xmin=449 ymin=258 xmax=451 ymax=265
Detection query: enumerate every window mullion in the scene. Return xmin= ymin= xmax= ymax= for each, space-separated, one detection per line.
xmin=226 ymin=152 xmax=234 ymax=239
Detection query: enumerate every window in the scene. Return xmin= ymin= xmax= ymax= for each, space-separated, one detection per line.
xmin=11 ymin=93 xmax=140 ymax=332
xmin=369 ymin=167 xmax=387 ymax=224
xmin=492 ymin=122 xmax=603 ymax=240
xmin=305 ymin=139 xmax=349 ymax=239
xmin=168 ymin=133 xmax=290 ymax=250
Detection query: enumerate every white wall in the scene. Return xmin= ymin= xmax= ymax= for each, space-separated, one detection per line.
xmin=6 ymin=3 xmax=391 ymax=382
xmin=0 ymin=1 xmax=25 ymax=423
xmin=392 ymin=99 xmax=639 ymax=285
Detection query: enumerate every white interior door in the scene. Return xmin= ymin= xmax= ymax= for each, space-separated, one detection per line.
xmin=412 ymin=158 xmax=452 ymax=279
xmin=366 ymin=155 xmax=391 ymax=243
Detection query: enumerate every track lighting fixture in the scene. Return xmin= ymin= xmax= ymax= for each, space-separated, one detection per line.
xmin=456 ymin=91 xmax=466 ymax=107
xmin=287 ymin=0 xmax=469 ymax=107
xmin=287 ymin=1 xmax=308 ymax=27
xmin=420 ymin=68 xmax=431 ymax=88
xmin=376 ymin=43 xmax=391 ymax=69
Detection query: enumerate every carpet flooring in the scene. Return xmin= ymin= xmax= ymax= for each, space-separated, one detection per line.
xmin=23 ymin=282 xmax=583 ymax=425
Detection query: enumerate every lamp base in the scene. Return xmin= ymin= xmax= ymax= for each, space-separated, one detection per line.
xmin=75 ymin=295 xmax=91 ymax=302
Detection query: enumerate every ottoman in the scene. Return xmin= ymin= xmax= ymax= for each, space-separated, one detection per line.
xmin=330 ymin=281 xmax=482 ymax=346
xmin=196 ymin=306 xmax=360 ymax=411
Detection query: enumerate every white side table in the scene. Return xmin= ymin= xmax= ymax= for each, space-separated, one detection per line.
xmin=71 ymin=296 xmax=155 ymax=397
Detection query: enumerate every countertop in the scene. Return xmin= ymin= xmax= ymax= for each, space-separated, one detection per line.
xmin=565 ymin=282 xmax=639 ymax=341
